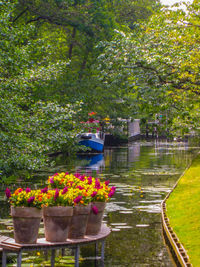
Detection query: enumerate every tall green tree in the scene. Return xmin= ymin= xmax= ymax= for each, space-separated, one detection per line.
xmin=92 ymin=1 xmax=200 ymax=136
xmin=0 ymin=0 xmax=82 ymax=175
xmin=0 ymin=0 xmax=166 ymax=176
xmin=13 ymin=0 xmax=160 ymax=108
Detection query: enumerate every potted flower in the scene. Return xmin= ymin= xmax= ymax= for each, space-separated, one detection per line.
xmin=86 ymin=178 xmax=116 ymax=235
xmin=46 ymin=172 xmax=116 ymax=236
xmin=68 ymin=187 xmax=91 ymax=239
xmin=5 ymin=187 xmax=43 ymax=244
xmin=47 ymin=173 xmax=92 ymax=239
xmin=42 ymin=187 xmax=73 ymax=242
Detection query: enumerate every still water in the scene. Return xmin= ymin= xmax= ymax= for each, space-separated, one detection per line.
xmin=0 ymin=140 xmax=199 ymax=266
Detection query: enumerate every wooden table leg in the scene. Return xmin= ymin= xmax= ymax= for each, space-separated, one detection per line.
xmin=51 ymin=249 xmax=56 ymax=267
xmin=95 ymin=242 xmax=98 ymax=257
xmin=101 ymin=240 xmax=105 ymax=262
xmin=61 ymin=248 xmax=65 ymax=256
xmin=75 ymin=245 xmax=80 ymax=267
xmin=2 ymin=250 xmax=7 ymax=267
xmin=17 ymin=251 xmax=22 ymax=267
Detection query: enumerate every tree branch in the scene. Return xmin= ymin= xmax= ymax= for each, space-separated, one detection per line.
xmin=26 ymin=16 xmax=45 ymax=24
xmin=13 ymin=8 xmax=28 ymax=23
xmin=124 ymin=62 xmax=166 ymax=84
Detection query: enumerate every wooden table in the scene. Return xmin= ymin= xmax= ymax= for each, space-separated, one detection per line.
xmin=1 ymin=224 xmax=111 ymax=267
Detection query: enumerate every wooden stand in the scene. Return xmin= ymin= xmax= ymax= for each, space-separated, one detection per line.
xmin=1 ymin=224 xmax=110 ymax=267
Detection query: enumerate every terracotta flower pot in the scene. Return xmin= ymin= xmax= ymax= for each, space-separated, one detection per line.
xmin=43 ymin=206 xmax=73 ymax=242
xmin=68 ymin=204 xmax=91 ymax=239
xmin=11 ymin=206 xmax=42 ymax=244
xmin=86 ymin=202 xmax=106 ymax=235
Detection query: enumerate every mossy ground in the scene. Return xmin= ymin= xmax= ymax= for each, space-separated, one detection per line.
xmin=166 ymin=153 xmax=200 ymax=266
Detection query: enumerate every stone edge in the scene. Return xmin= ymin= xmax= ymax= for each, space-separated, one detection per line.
xmin=161 ymin=163 xmax=194 ymax=267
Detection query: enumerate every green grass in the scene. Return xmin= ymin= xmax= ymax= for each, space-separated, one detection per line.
xmin=166 ymin=153 xmax=200 ymax=266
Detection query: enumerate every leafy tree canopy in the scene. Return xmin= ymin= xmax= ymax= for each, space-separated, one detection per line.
xmin=92 ymin=1 xmax=200 ymax=136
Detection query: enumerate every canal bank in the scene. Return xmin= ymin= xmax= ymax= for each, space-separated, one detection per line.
xmin=163 ymin=153 xmax=200 ymax=266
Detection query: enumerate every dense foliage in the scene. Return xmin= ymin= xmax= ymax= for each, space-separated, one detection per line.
xmin=0 ymin=0 xmax=82 ymax=175
xmin=0 ymin=0 xmax=159 ymax=176
xmin=94 ymin=1 xmax=200 ymax=136
xmin=1 ymin=0 xmax=199 ymax=176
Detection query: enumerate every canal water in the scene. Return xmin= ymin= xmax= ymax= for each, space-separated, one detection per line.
xmin=0 ymin=140 xmax=199 ymax=266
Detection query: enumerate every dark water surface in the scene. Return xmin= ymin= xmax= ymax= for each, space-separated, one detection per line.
xmin=0 ymin=140 xmax=199 ymax=266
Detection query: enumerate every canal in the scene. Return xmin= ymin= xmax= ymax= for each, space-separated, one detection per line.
xmin=0 ymin=140 xmax=199 ymax=266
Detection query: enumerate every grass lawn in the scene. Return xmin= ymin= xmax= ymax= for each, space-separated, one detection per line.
xmin=166 ymin=153 xmax=200 ymax=266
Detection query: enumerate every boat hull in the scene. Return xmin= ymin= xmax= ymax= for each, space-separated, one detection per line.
xmin=78 ymin=132 xmax=105 ymax=152
xmin=79 ymin=139 xmax=104 ymax=152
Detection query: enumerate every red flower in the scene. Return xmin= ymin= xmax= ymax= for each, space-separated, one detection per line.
xmin=26 ymin=188 xmax=31 ymax=193
xmin=92 ymin=205 xmax=98 ymax=215
xmin=105 ymin=180 xmax=110 ymax=186
xmin=54 ymin=189 xmax=59 ymax=201
xmin=49 ymin=178 xmax=54 ymax=184
xmin=91 ymin=191 xmax=97 ymax=197
xmin=111 ymin=186 xmax=116 ymax=192
xmin=27 ymin=196 xmax=35 ymax=204
xmin=74 ymin=173 xmax=80 ymax=178
xmin=74 ymin=195 xmax=83 ymax=204
xmin=5 ymin=188 xmax=11 ymax=199
xmin=79 ymin=175 xmax=85 ymax=181
xmin=89 ymin=118 xmax=95 ymax=123
xmin=95 ymin=179 xmax=101 ymax=189
xmin=108 ymin=187 xmax=116 ymax=198
xmin=87 ymin=177 xmax=92 ymax=185
xmin=62 ymin=187 xmax=68 ymax=194
xmin=41 ymin=187 xmax=48 ymax=193
xmin=77 ymin=186 xmax=84 ymax=190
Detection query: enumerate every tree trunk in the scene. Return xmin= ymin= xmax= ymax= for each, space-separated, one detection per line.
xmin=68 ymin=27 xmax=76 ymax=59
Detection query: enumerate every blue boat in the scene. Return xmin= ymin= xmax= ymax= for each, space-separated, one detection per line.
xmin=78 ymin=132 xmax=105 ymax=152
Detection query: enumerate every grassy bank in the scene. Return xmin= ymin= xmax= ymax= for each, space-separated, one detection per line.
xmin=166 ymin=153 xmax=200 ymax=266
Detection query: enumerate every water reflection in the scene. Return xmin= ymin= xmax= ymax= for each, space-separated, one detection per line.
xmin=77 ymin=154 xmax=105 ymax=171
xmin=128 ymin=143 xmax=140 ymax=162
xmin=0 ymin=140 xmax=199 ymax=266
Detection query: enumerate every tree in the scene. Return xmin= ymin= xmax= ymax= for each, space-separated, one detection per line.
xmin=12 ymin=0 xmax=160 ymax=109
xmin=0 ymin=1 xmax=82 ymax=175
xmin=92 ymin=1 xmax=200 ymax=136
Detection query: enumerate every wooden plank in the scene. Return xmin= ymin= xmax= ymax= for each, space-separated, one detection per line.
xmin=0 ymin=235 xmax=12 ymax=251
xmin=1 ymin=224 xmax=111 ymax=251
xmin=0 ymin=235 xmax=10 ymax=243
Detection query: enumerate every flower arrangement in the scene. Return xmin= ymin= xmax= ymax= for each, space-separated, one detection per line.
xmin=5 ymin=172 xmax=116 ymax=209
xmin=5 ymin=172 xmax=116 ymax=243
xmin=41 ymin=188 xmax=74 ymax=207
xmin=47 ymin=172 xmax=78 ymax=189
xmin=5 ymin=188 xmax=44 ymax=209
xmin=47 ymin=172 xmax=116 ymax=205
xmin=80 ymin=112 xmax=101 ymax=133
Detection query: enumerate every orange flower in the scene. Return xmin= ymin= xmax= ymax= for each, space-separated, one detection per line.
xmin=47 ymin=193 xmax=52 ymax=199
xmin=59 ymin=178 xmax=64 ymax=185
xmin=14 ymin=188 xmax=23 ymax=195
xmin=88 ymin=112 xmax=96 ymax=116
